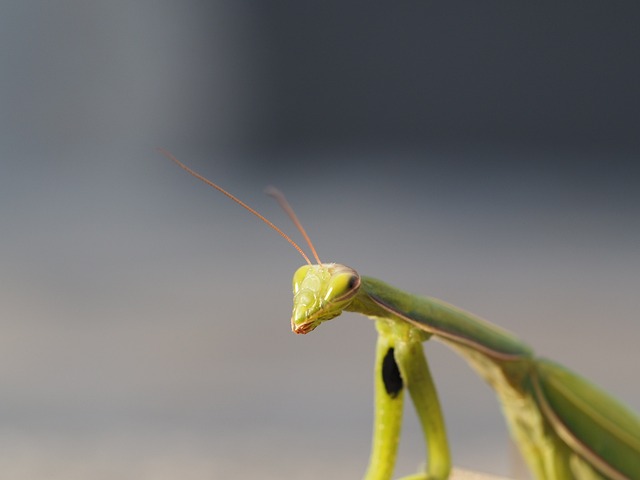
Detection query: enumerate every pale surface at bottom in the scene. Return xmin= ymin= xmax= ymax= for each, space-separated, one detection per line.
xmin=451 ymin=468 xmax=512 ymax=480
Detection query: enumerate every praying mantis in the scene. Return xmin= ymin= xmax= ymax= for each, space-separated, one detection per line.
xmin=162 ymin=149 xmax=640 ymax=480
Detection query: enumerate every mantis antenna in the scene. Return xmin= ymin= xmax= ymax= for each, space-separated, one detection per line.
xmin=264 ymin=186 xmax=322 ymax=264
xmin=159 ymin=148 xmax=318 ymax=266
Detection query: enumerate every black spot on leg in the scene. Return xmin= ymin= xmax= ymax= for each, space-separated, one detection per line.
xmin=382 ymin=347 xmax=403 ymax=398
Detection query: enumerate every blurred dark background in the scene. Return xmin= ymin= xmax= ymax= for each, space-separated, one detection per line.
xmin=258 ymin=3 xmax=640 ymax=156
xmin=1 ymin=2 xmax=639 ymax=479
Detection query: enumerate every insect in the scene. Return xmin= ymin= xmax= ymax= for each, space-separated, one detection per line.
xmin=162 ymin=149 xmax=640 ymax=480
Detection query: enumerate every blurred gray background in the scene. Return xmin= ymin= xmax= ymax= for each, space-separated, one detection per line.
xmin=1 ymin=2 xmax=639 ymax=479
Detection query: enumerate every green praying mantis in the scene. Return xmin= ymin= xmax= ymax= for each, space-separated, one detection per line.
xmin=162 ymin=149 xmax=640 ymax=480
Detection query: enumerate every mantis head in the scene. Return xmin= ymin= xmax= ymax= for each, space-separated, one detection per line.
xmin=291 ymin=263 xmax=361 ymax=334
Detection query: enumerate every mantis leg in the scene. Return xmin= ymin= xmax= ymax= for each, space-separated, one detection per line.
xmin=395 ymin=337 xmax=451 ymax=480
xmin=364 ymin=325 xmax=406 ymax=480
xmin=364 ymin=321 xmax=451 ymax=480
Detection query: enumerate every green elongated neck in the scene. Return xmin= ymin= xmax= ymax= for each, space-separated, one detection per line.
xmin=347 ymin=275 xmax=536 ymax=401
xmin=348 ymin=276 xmax=533 ymax=362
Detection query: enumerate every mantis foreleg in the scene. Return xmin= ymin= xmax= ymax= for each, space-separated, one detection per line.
xmin=395 ymin=338 xmax=451 ymax=480
xmin=364 ymin=325 xmax=405 ymax=480
xmin=365 ymin=320 xmax=451 ymax=480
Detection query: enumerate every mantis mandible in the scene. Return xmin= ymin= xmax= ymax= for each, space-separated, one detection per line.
xmin=163 ymin=149 xmax=640 ymax=480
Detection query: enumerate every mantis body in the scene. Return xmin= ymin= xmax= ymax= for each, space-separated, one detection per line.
xmin=164 ymin=150 xmax=640 ymax=480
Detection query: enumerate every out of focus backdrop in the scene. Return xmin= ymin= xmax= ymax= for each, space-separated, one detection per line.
xmin=1 ymin=2 xmax=639 ymax=479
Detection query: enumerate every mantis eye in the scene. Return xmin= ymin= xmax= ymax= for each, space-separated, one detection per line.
xmin=292 ymin=265 xmax=311 ymax=294
xmin=326 ymin=272 xmax=360 ymax=301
